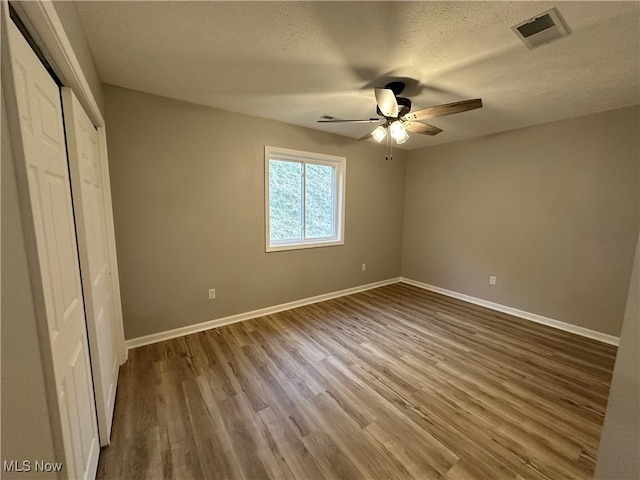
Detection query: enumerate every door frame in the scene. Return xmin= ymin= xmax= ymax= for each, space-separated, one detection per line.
xmin=8 ymin=0 xmax=127 ymax=367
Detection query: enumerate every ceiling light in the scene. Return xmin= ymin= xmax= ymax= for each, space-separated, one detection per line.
xmin=389 ymin=121 xmax=408 ymax=144
xmin=395 ymin=129 xmax=409 ymax=144
xmin=372 ymin=125 xmax=387 ymax=143
xmin=389 ymin=121 xmax=405 ymax=139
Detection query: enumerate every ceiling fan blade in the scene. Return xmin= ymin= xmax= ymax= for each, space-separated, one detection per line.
xmin=405 ymin=98 xmax=482 ymax=122
xmin=375 ymin=88 xmax=399 ymax=117
xmin=317 ymin=117 xmax=381 ymax=123
xmin=404 ymin=121 xmax=443 ymax=136
xmin=359 ymin=130 xmax=374 ymax=141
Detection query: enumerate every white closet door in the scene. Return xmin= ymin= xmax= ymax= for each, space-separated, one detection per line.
xmin=62 ymin=87 xmax=119 ymax=446
xmin=6 ymin=20 xmax=99 ymax=480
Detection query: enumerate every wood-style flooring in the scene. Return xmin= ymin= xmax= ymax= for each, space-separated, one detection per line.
xmin=97 ymin=283 xmax=617 ymax=480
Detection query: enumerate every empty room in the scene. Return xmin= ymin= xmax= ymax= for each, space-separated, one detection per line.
xmin=2 ymin=1 xmax=639 ymax=479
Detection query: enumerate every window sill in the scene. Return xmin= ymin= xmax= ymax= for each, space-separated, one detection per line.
xmin=266 ymin=239 xmax=344 ymax=253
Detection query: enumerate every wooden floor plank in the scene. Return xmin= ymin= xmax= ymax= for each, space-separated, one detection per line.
xmin=98 ymin=283 xmax=616 ymax=479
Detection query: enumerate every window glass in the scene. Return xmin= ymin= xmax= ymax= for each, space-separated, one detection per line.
xmin=305 ymin=163 xmax=335 ymax=239
xmin=268 ymin=159 xmax=303 ymax=242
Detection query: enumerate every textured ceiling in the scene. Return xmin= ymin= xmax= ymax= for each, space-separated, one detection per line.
xmin=74 ymin=1 xmax=639 ymax=150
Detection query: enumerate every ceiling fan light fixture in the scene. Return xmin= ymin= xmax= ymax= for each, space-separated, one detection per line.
xmin=395 ymin=129 xmax=409 ymax=144
xmin=389 ymin=121 xmax=407 ymax=140
xmin=372 ymin=125 xmax=387 ymax=143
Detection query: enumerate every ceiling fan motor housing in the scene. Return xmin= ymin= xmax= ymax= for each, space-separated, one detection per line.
xmin=385 ymin=81 xmax=406 ymax=96
xmin=397 ymin=97 xmax=411 ymax=117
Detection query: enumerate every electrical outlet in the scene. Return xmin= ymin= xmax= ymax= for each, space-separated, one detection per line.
xmin=489 ymin=276 xmax=497 ymax=285
xmin=208 ymin=288 xmax=216 ymax=299
xmin=362 ymin=263 xmax=367 ymax=272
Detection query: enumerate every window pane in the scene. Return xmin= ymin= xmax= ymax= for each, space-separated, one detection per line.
xmin=305 ymin=163 xmax=335 ymax=239
xmin=269 ymin=160 xmax=303 ymax=242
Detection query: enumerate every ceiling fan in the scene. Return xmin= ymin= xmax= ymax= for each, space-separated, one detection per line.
xmin=318 ymin=81 xmax=482 ymax=146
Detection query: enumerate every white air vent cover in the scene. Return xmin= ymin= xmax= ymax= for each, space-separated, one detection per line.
xmin=512 ymin=8 xmax=569 ymax=49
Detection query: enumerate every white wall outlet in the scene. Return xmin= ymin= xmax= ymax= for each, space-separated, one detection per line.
xmin=489 ymin=275 xmax=497 ymax=285
xmin=208 ymin=288 xmax=216 ymax=299
xmin=362 ymin=263 xmax=367 ymax=272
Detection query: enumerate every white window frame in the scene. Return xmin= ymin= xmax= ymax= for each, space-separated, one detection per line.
xmin=265 ymin=146 xmax=346 ymax=252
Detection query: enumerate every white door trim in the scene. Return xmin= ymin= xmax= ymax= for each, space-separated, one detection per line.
xmin=97 ymin=124 xmax=126 ymax=364
xmin=11 ymin=0 xmax=127 ymax=365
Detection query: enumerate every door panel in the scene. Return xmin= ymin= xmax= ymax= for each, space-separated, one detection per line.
xmin=7 ymin=19 xmax=100 ymax=480
xmin=62 ymin=87 xmax=120 ymax=445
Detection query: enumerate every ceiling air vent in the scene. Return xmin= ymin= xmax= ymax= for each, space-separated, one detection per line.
xmin=512 ymin=8 xmax=569 ymax=50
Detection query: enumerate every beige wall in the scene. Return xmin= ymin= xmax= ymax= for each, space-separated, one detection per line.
xmin=1 ymin=87 xmax=59 ymax=477
xmin=595 ymin=235 xmax=640 ymax=479
xmin=103 ymin=85 xmax=406 ymax=340
xmin=402 ymin=106 xmax=639 ymax=336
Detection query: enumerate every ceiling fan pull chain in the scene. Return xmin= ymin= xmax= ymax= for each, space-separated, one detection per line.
xmin=385 ymin=134 xmax=390 ymax=161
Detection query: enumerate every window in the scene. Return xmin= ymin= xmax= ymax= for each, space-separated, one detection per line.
xmin=265 ymin=146 xmax=345 ymax=252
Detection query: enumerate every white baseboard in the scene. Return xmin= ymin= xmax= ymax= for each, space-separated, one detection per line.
xmin=125 ymin=277 xmax=401 ymax=350
xmin=126 ymin=275 xmax=619 ymax=350
xmin=399 ymin=277 xmax=620 ymax=346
